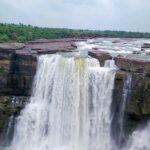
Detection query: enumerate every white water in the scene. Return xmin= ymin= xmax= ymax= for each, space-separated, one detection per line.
xmin=118 ymin=74 xmax=132 ymax=147
xmin=126 ymin=122 xmax=150 ymax=150
xmin=5 ymin=54 xmax=116 ymax=150
xmin=77 ymin=38 xmax=150 ymax=55
xmin=104 ymin=59 xmax=118 ymax=69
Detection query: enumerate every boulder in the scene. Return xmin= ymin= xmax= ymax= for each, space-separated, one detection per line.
xmin=112 ymin=40 xmax=120 ymax=43
xmin=92 ymin=47 xmax=99 ymax=50
xmin=88 ymin=51 xmax=112 ymax=66
xmin=141 ymin=43 xmax=150 ymax=49
xmin=132 ymin=51 xmax=142 ymax=54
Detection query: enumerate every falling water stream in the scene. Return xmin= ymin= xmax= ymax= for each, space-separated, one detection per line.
xmin=126 ymin=122 xmax=150 ymax=150
xmin=2 ymin=54 xmax=117 ymax=150
xmin=117 ymin=74 xmax=132 ymax=147
xmin=2 ymin=52 xmax=149 ymax=150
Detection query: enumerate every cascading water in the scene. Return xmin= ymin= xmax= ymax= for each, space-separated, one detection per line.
xmin=117 ymin=74 xmax=132 ymax=147
xmin=88 ymin=65 xmax=116 ymax=150
xmin=104 ymin=59 xmax=118 ymax=69
xmin=126 ymin=122 xmax=150 ymax=150
xmin=3 ymin=54 xmax=116 ymax=150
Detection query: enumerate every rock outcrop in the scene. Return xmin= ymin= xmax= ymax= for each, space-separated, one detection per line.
xmin=113 ymin=71 xmax=150 ymax=134
xmin=114 ymin=54 xmax=150 ymax=75
xmin=141 ymin=43 xmax=150 ymax=49
xmin=0 ymin=43 xmax=26 ymax=51
xmin=0 ymin=96 xmax=28 ymax=143
xmin=88 ymin=51 xmax=112 ymax=66
xmin=0 ymin=38 xmax=78 ymax=144
xmin=1 ymin=39 xmax=150 ymax=145
xmin=88 ymin=50 xmax=150 ymax=140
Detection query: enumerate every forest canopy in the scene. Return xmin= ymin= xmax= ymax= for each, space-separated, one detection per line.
xmin=0 ymin=23 xmax=150 ymax=43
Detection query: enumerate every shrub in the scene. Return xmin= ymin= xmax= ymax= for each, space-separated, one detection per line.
xmin=0 ymin=66 xmax=5 ymax=74
xmin=0 ymin=34 xmax=9 ymax=42
xmin=16 ymin=36 xmax=26 ymax=42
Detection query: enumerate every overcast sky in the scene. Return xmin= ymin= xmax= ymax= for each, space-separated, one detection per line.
xmin=0 ymin=0 xmax=150 ymax=32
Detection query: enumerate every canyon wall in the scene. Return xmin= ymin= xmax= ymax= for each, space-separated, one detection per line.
xmin=0 ymin=40 xmax=150 ymax=144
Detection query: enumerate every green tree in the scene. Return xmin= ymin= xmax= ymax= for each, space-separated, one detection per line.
xmin=16 ymin=36 xmax=26 ymax=42
xmin=0 ymin=34 xmax=9 ymax=42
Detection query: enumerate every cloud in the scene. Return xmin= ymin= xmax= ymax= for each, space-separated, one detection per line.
xmin=0 ymin=0 xmax=150 ymax=32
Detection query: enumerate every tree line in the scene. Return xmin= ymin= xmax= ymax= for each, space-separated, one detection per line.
xmin=0 ymin=23 xmax=150 ymax=42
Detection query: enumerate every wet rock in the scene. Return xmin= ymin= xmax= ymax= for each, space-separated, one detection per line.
xmin=141 ymin=43 xmax=150 ymax=49
xmin=113 ymin=71 xmax=150 ymax=138
xmin=132 ymin=51 xmax=142 ymax=54
xmin=126 ymin=74 xmax=150 ymax=118
xmin=0 ymin=53 xmax=36 ymax=96
xmin=88 ymin=51 xmax=112 ymax=66
xmin=92 ymin=47 xmax=99 ymax=50
xmin=117 ymin=54 xmax=124 ymax=58
xmin=112 ymin=40 xmax=120 ymax=43
xmin=0 ymin=96 xmax=29 ymax=144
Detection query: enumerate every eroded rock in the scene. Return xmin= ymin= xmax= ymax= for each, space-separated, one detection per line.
xmin=113 ymin=71 xmax=150 ymax=138
xmin=114 ymin=54 xmax=150 ymax=75
xmin=0 ymin=43 xmax=25 ymax=51
xmin=88 ymin=51 xmax=112 ymax=66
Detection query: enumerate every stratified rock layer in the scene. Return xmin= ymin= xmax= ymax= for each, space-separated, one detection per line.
xmin=1 ymin=39 xmax=150 ymax=145
xmin=88 ymin=51 xmax=150 ymax=138
xmin=114 ymin=55 xmax=150 ymax=75
xmin=0 ymin=38 xmax=78 ymax=144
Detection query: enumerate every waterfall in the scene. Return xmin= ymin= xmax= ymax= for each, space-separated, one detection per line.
xmin=104 ymin=59 xmax=118 ymax=69
xmin=118 ymin=74 xmax=132 ymax=147
xmin=88 ymin=65 xmax=116 ymax=150
xmin=5 ymin=54 xmax=116 ymax=150
xmin=126 ymin=122 xmax=150 ymax=150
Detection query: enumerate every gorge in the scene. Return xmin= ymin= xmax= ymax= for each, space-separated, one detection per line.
xmin=0 ymin=38 xmax=150 ymax=150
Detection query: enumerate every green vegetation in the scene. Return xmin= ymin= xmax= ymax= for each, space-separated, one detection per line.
xmin=0 ymin=66 xmax=5 ymax=74
xmin=0 ymin=34 xmax=9 ymax=42
xmin=0 ymin=23 xmax=150 ymax=43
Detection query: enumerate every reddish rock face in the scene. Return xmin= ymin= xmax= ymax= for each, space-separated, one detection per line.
xmin=88 ymin=50 xmax=112 ymax=66
xmin=27 ymin=38 xmax=82 ymax=44
xmin=0 ymin=43 xmax=25 ymax=51
xmin=14 ymin=38 xmax=78 ymax=56
xmin=114 ymin=55 xmax=150 ymax=75
xmin=0 ymin=38 xmax=78 ymax=96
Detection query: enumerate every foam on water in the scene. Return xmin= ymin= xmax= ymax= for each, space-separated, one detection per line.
xmin=4 ymin=54 xmax=116 ymax=150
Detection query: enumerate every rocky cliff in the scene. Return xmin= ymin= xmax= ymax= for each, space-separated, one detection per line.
xmin=0 ymin=38 xmax=78 ymax=144
xmin=89 ymin=50 xmax=150 ymax=141
xmin=0 ymin=39 xmax=150 ymax=145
